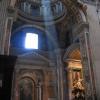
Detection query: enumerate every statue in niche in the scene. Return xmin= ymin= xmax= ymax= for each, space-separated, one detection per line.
xmin=19 ymin=78 xmax=34 ymax=100
xmin=72 ymin=69 xmax=85 ymax=100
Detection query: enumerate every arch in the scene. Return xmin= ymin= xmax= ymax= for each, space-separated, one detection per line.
xmin=63 ymin=43 xmax=85 ymax=100
xmin=11 ymin=24 xmax=59 ymax=50
xmin=63 ymin=43 xmax=80 ymax=61
xmin=18 ymin=73 xmax=37 ymax=84
xmin=14 ymin=71 xmax=43 ymax=100
xmin=12 ymin=24 xmax=47 ymax=35
xmin=18 ymin=77 xmax=35 ymax=100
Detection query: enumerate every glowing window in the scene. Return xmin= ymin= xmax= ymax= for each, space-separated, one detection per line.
xmin=25 ymin=33 xmax=38 ymax=49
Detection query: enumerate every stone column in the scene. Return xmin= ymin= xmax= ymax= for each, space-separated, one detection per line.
xmin=67 ymin=67 xmax=73 ymax=100
xmin=36 ymin=85 xmax=40 ymax=100
xmin=79 ymin=29 xmax=95 ymax=100
xmin=54 ymin=49 xmax=64 ymax=100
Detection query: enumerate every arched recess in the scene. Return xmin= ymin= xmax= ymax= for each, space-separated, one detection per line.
xmin=10 ymin=24 xmax=58 ymax=54
xmin=63 ymin=43 xmax=80 ymax=60
xmin=13 ymin=70 xmax=43 ymax=100
xmin=63 ymin=43 xmax=85 ymax=100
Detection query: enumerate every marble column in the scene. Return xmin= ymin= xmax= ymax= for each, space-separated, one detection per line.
xmin=67 ymin=67 xmax=73 ymax=100
xmin=37 ymin=80 xmax=42 ymax=100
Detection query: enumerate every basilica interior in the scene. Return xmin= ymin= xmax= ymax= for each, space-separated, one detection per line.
xmin=0 ymin=0 xmax=100 ymax=100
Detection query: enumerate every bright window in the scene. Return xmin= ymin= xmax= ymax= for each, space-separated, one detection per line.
xmin=25 ymin=33 xmax=38 ymax=49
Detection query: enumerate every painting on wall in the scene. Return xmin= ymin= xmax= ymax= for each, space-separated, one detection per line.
xmin=19 ymin=77 xmax=35 ymax=100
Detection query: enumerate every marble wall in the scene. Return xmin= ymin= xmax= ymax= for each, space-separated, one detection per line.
xmin=84 ymin=3 xmax=100 ymax=99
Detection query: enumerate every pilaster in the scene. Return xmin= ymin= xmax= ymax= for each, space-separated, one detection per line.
xmin=54 ymin=49 xmax=64 ymax=100
xmin=0 ymin=0 xmax=10 ymax=54
xmin=0 ymin=0 xmax=17 ymax=54
xmin=79 ymin=28 xmax=96 ymax=100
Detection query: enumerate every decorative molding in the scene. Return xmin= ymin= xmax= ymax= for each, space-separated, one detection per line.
xmin=62 ymin=0 xmax=83 ymax=23
xmin=72 ymin=22 xmax=89 ymax=37
xmin=18 ymin=51 xmax=50 ymax=62
xmin=12 ymin=24 xmax=46 ymax=34
xmin=15 ymin=65 xmax=56 ymax=70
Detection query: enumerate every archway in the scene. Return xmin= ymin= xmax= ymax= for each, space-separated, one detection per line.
xmin=13 ymin=70 xmax=44 ymax=100
xmin=64 ymin=43 xmax=85 ymax=100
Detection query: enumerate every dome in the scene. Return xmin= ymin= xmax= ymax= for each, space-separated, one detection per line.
xmin=16 ymin=0 xmax=66 ymax=22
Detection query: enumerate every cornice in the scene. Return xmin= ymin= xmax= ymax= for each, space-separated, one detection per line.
xmin=16 ymin=51 xmax=56 ymax=67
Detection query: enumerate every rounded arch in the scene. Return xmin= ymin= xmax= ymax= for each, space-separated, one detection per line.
xmin=16 ymin=69 xmax=44 ymax=85
xmin=18 ymin=73 xmax=37 ymax=84
xmin=11 ymin=24 xmax=59 ymax=50
xmin=63 ymin=43 xmax=81 ymax=61
xmin=18 ymin=76 xmax=36 ymax=100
